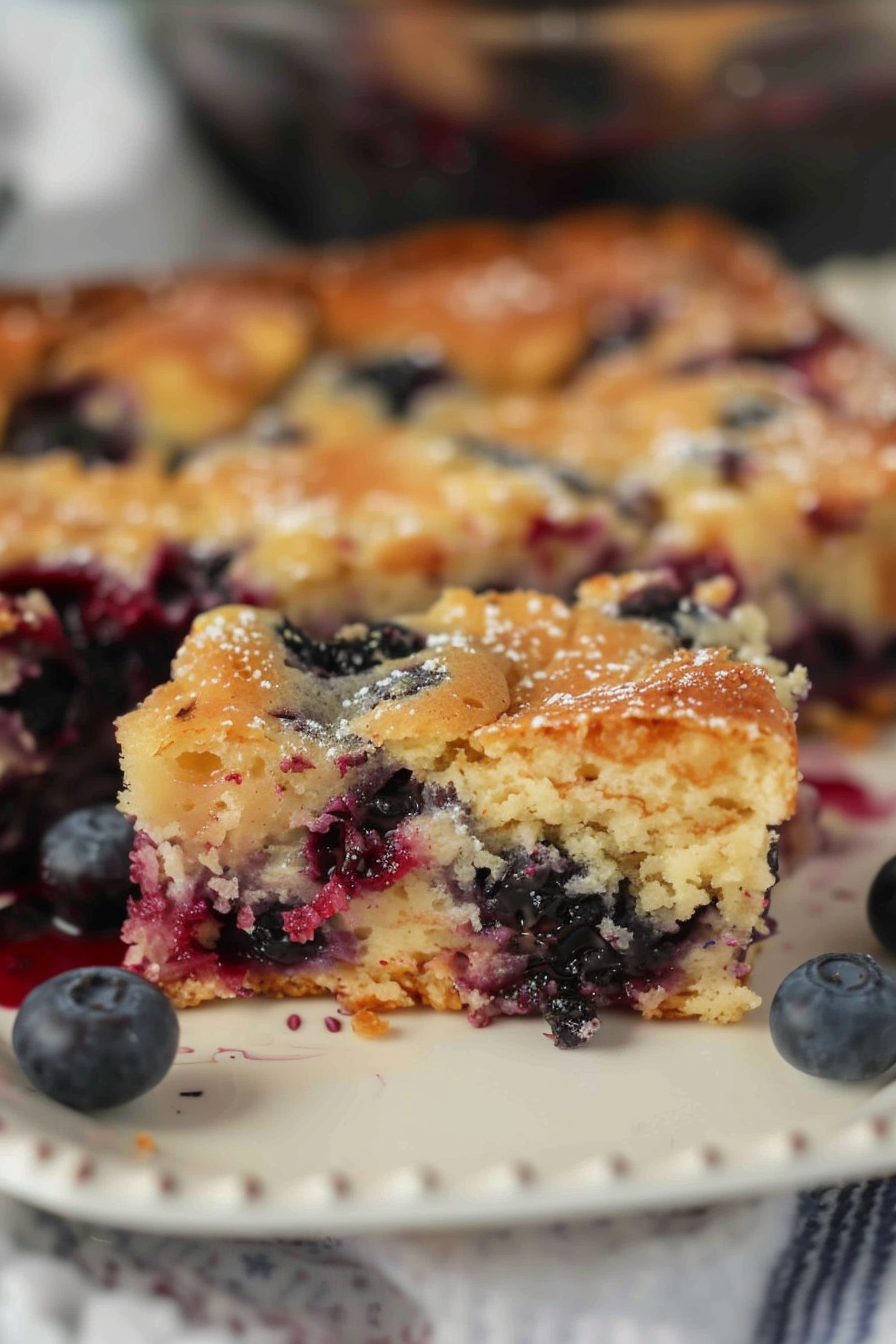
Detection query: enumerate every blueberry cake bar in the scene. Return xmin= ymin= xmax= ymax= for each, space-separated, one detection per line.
xmin=117 ymin=573 xmax=805 ymax=1039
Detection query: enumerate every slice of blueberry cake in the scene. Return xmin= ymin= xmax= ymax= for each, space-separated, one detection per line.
xmin=117 ymin=572 xmax=805 ymax=1041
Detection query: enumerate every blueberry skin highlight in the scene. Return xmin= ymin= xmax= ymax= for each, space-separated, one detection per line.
xmin=13 ymin=968 xmax=179 ymax=1110
xmin=770 ymin=953 xmax=896 ymax=1081
xmin=868 ymin=856 xmax=896 ymax=957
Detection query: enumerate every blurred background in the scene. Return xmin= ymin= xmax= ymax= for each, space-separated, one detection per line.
xmin=3 ymin=0 xmax=896 ymax=280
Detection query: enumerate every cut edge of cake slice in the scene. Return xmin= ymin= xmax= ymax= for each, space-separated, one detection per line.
xmin=116 ymin=570 xmax=806 ymax=1046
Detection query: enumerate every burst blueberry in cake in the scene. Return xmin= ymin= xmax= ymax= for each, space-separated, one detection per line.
xmin=116 ymin=572 xmax=805 ymax=1042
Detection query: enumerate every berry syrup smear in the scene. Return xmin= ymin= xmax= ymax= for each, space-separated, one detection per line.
xmin=802 ymin=774 xmax=896 ymax=822
xmin=0 ymin=899 xmax=122 ymax=1010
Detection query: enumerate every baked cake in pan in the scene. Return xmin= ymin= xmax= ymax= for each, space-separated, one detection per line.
xmin=3 ymin=208 xmax=892 ymax=721
xmin=0 ymin=205 xmax=883 ymax=1031
xmin=117 ymin=573 xmax=805 ymax=1041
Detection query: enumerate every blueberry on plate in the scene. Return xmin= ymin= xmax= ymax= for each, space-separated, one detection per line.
xmin=13 ymin=967 xmax=179 ymax=1110
xmin=39 ymin=804 xmax=136 ymax=932
xmin=868 ymin=855 xmax=896 ymax=957
xmin=770 ymin=953 xmax=896 ymax=1081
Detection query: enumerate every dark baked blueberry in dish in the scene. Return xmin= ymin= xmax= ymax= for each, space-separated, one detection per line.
xmin=868 ymin=856 xmax=896 ymax=957
xmin=3 ymin=376 xmax=135 ymax=465
xmin=615 ymin=582 xmax=685 ymax=626
xmin=543 ymin=995 xmax=600 ymax=1049
xmin=770 ymin=953 xmax=896 ymax=1081
xmin=457 ymin=435 xmax=600 ymax=497
xmin=279 ymin=620 xmax=427 ymax=677
xmin=342 ymin=352 xmax=452 ymax=417
xmin=304 ymin=771 xmax=424 ymax=888
xmin=13 ymin=966 xmax=179 ymax=1109
xmin=39 ymin=804 xmax=136 ymax=933
xmin=718 ymin=395 xmax=778 ymax=430
xmin=584 ymin=308 xmax=655 ymax=363
xmin=10 ymin=657 xmax=80 ymax=743
xmin=477 ymin=846 xmax=573 ymax=931
xmin=714 ymin=444 xmax=751 ymax=487
xmin=155 ymin=548 xmax=235 ymax=620
xmin=238 ymin=911 xmax=328 ymax=965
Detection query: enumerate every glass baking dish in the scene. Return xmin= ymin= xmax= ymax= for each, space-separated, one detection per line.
xmin=149 ymin=2 xmax=896 ymax=259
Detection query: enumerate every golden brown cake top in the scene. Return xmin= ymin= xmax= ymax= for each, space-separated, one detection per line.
xmin=0 ymin=261 xmax=315 ymax=450
xmin=5 ymin=205 xmax=896 ymax=647
xmin=0 ymin=430 xmax=619 ymax=610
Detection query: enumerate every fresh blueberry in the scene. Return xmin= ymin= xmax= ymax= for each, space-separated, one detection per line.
xmin=13 ymin=967 xmax=179 ymax=1110
xmin=39 ymin=804 xmax=136 ymax=933
xmin=279 ymin=620 xmax=426 ymax=677
xmin=770 ymin=953 xmax=896 ymax=1081
xmin=342 ymin=352 xmax=452 ymax=417
xmin=868 ymin=856 xmax=896 ymax=956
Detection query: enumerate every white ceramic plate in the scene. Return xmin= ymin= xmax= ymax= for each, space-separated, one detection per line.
xmin=2 ymin=734 xmax=896 ymax=1238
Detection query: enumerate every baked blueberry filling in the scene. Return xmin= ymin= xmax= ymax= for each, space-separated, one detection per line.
xmin=125 ymin=771 xmax=427 ymax=982
xmin=304 ymin=769 xmax=424 ymax=893
xmin=778 ymin=622 xmax=896 ymax=709
xmin=465 ymin=847 xmax=699 ymax=1046
xmin=674 ymin=439 xmax=752 ymax=487
xmin=342 ymin=352 xmax=454 ymax=417
xmin=615 ymin=581 xmax=727 ymax=649
xmin=583 ymin=307 xmax=656 ymax=364
xmin=0 ymin=547 xmax=239 ymax=876
xmin=7 ymin=655 xmax=80 ymax=744
xmin=718 ymin=394 xmax=778 ymax=430
xmin=615 ymin=581 xmax=688 ymax=627
xmin=2 ymin=376 xmax=137 ymax=465
xmin=674 ymin=328 xmax=849 ymax=408
xmin=457 ymin=435 xmax=602 ymax=498
xmin=713 ymin=444 xmax=751 ymax=486
xmin=279 ymin=619 xmax=427 ymax=677
xmin=230 ymin=912 xmax=329 ymax=966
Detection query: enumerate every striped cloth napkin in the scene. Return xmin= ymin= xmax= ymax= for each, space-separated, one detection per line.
xmin=4 ymin=1183 xmax=896 ymax=1343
